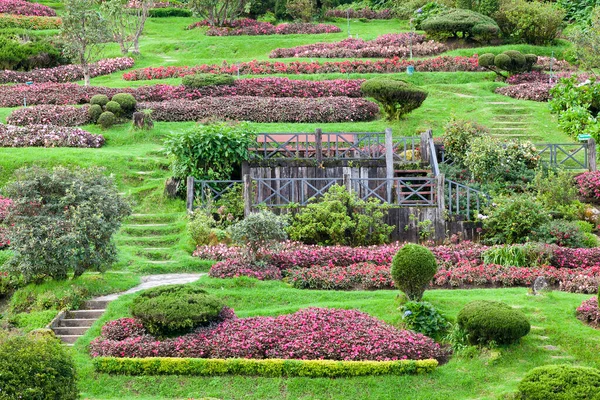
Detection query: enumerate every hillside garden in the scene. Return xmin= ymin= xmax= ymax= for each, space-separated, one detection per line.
xmin=0 ymin=0 xmax=599 ymax=399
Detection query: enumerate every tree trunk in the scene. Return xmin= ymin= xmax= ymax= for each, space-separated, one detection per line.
xmin=132 ymin=37 xmax=140 ymax=54
xmin=119 ymin=40 xmax=129 ymax=55
xmin=82 ymin=60 xmax=91 ymax=86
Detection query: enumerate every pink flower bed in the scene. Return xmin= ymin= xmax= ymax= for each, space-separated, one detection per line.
xmin=0 ymin=196 xmax=12 ymax=249
xmin=325 ymin=8 xmax=393 ymax=19
xmin=576 ymin=297 xmax=600 ymax=328
xmin=270 ymin=34 xmax=447 ymax=59
xmin=495 ymin=83 xmax=554 ymax=102
xmin=7 ymin=105 xmax=90 ymax=127
xmin=575 ymin=171 xmax=600 ymax=201
xmin=90 ymin=308 xmax=449 ymax=362
xmin=0 ymin=57 xmax=134 ymax=84
xmin=0 ymin=0 xmax=56 ymax=16
xmin=122 ymin=56 xmax=482 ymax=81
xmin=188 ymin=19 xmax=341 ymax=36
xmin=0 ymin=124 xmax=104 ymax=148
xmin=210 ymin=259 xmax=282 ymax=280
xmin=0 ymin=78 xmax=364 ymax=107
xmin=138 ymin=96 xmax=379 ymax=123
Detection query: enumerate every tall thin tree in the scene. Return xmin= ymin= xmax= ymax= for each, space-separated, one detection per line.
xmin=101 ymin=0 xmax=152 ymax=55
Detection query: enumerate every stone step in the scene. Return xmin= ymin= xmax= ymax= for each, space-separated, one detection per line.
xmin=490 ymin=127 xmax=527 ymax=131
xmin=143 ymin=260 xmax=177 ymax=264
xmin=66 ymin=309 xmax=106 ymax=319
xmin=58 ymin=318 xmax=96 ymax=328
xmin=492 ymin=121 xmax=528 ymax=125
xmin=57 ymin=335 xmax=80 ymax=344
xmin=125 ymin=223 xmax=171 ymax=228
xmin=53 ymin=327 xmax=89 ymax=336
xmin=142 ymin=247 xmax=171 ymax=251
xmin=82 ymin=300 xmax=109 ymax=310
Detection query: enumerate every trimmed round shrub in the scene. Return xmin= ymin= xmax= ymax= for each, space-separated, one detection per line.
xmin=361 ymin=78 xmax=428 ymax=121
xmin=97 ymin=111 xmax=116 ymax=129
xmin=457 ymin=300 xmax=530 ymax=345
xmin=131 ymin=284 xmax=226 ymax=337
xmin=478 ymin=52 xmax=496 ymax=67
xmin=390 ymin=244 xmax=438 ymax=301
xmin=105 ymin=100 xmax=122 ymax=116
xmin=516 ymin=364 xmax=600 ymax=400
xmin=0 ymin=331 xmax=78 ymax=399
xmin=182 ymin=73 xmax=236 ymax=89
xmin=420 ymin=8 xmax=500 ymax=41
xmin=88 ymin=104 xmax=103 ymax=123
xmin=90 ymin=94 xmax=109 ymax=107
xmin=111 ymin=93 xmax=136 ymax=113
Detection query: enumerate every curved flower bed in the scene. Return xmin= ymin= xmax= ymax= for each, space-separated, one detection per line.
xmin=325 ymin=8 xmax=394 ymax=19
xmin=0 ymin=0 xmax=56 ymax=16
xmin=0 ymin=124 xmax=104 ymax=148
xmin=0 ymin=57 xmax=134 ymax=84
xmin=188 ymin=19 xmax=341 ymax=36
xmin=575 ymin=171 xmax=600 ymax=202
xmin=122 ymin=56 xmax=482 ymax=81
xmin=7 ymin=105 xmax=90 ymax=127
xmin=270 ymin=34 xmax=447 ymax=59
xmin=0 ymin=78 xmax=364 ymax=107
xmin=90 ymin=308 xmax=450 ymax=362
xmin=494 ymin=68 xmax=585 ymax=102
xmin=0 ymin=14 xmax=61 ymax=29
xmin=576 ymin=297 xmax=600 ymax=328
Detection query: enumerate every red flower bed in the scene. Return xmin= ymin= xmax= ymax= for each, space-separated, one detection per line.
xmin=576 ymin=297 xmax=600 ymax=328
xmin=0 ymin=57 xmax=134 ymax=84
xmin=0 ymin=78 xmax=364 ymax=107
xmin=7 ymin=105 xmax=90 ymax=127
xmin=270 ymin=34 xmax=447 ymax=59
xmin=575 ymin=171 xmax=600 ymax=201
xmin=325 ymin=8 xmax=393 ymax=19
xmin=495 ymin=83 xmax=554 ymax=102
xmin=188 ymin=19 xmax=341 ymax=36
xmin=122 ymin=56 xmax=482 ymax=81
xmin=90 ymin=308 xmax=449 ymax=362
xmin=0 ymin=0 xmax=56 ymax=16
xmin=138 ymin=96 xmax=379 ymax=123
xmin=210 ymin=259 xmax=282 ymax=280
xmin=0 ymin=124 xmax=104 ymax=148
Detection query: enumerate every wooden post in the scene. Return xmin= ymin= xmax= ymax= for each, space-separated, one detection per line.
xmin=385 ymin=128 xmax=394 ymax=203
xmin=588 ymin=138 xmax=597 ymax=171
xmin=315 ymin=128 xmax=323 ymax=164
xmin=243 ymin=174 xmax=252 ymax=217
xmin=420 ymin=131 xmax=430 ymax=164
xmin=435 ymin=173 xmax=446 ymax=243
xmin=186 ymin=176 xmax=195 ymax=213
xmin=343 ymin=172 xmax=351 ymax=193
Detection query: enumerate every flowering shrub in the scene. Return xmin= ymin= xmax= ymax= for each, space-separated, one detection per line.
xmin=138 ymin=97 xmax=379 ymax=123
xmin=7 ymin=105 xmax=90 ymax=126
xmin=287 ymin=263 xmax=393 ymax=290
xmin=495 ymin=83 xmax=554 ymax=102
xmin=270 ymin=34 xmax=447 ymax=59
xmin=575 ymin=171 xmax=600 ymax=201
xmin=90 ymin=308 xmax=450 ymax=362
xmin=188 ymin=19 xmax=341 ymax=36
xmin=0 ymin=57 xmax=134 ymax=84
xmin=102 ymin=318 xmax=147 ymax=341
xmin=0 ymin=124 xmax=104 ymax=148
xmin=0 ymin=78 xmax=364 ymax=107
xmin=0 ymin=14 xmax=61 ymax=29
xmin=0 ymin=0 xmax=56 ymax=16
xmin=325 ymin=8 xmax=393 ymax=19
xmin=576 ymin=297 xmax=600 ymax=328
xmin=122 ymin=56 xmax=482 ymax=81
xmin=0 ymin=195 xmax=12 ymax=249
xmin=210 ymin=259 xmax=283 ymax=280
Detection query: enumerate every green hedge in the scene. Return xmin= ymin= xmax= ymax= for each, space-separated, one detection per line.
xmin=148 ymin=7 xmax=192 ymax=17
xmin=93 ymin=357 xmax=438 ymax=378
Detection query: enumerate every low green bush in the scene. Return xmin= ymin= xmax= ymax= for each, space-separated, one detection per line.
xmin=401 ymin=301 xmax=449 ymax=339
xmin=97 ymin=111 xmax=116 ymax=129
xmin=516 ymin=364 xmax=600 ymax=400
xmin=148 ymin=7 xmax=192 ymax=17
xmin=131 ymin=284 xmax=226 ymax=337
xmin=360 ymin=78 xmax=428 ymax=121
xmin=93 ymin=357 xmax=438 ymax=377
xmin=188 ymin=210 xmax=216 ymax=246
xmin=533 ymin=220 xmax=590 ymax=248
xmin=88 ymin=104 xmax=103 ymax=123
xmin=105 ymin=100 xmax=122 ymax=116
xmin=0 ymin=331 xmax=78 ymax=399
xmin=494 ymin=0 xmax=565 ymax=45
xmin=230 ymin=210 xmax=288 ymax=256
xmin=420 ymin=8 xmax=500 ymax=41
xmin=90 ymin=94 xmax=110 ymax=107
xmin=442 ymin=118 xmax=488 ymax=165
xmin=182 ymin=73 xmax=236 ymax=89
xmin=111 ymin=93 xmax=137 ymax=113
xmin=391 ymin=244 xmax=438 ymax=301
xmin=0 ymin=36 xmax=64 ymax=71
xmin=482 ymin=243 xmax=552 ymax=267
xmin=478 ymin=50 xmax=537 ymax=78
xmin=457 ymin=300 xmax=530 ymax=345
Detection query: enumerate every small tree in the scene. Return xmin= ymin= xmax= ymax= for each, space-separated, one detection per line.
xmin=478 ymin=50 xmax=538 ymax=79
xmin=286 ymin=0 xmax=315 ymax=22
xmin=4 ymin=167 xmax=131 ymax=282
xmin=189 ymin=0 xmax=250 ymax=26
xmin=61 ymin=0 xmax=108 ymax=86
xmin=101 ymin=0 xmax=152 ymax=55
xmin=230 ymin=210 xmax=288 ymax=259
xmin=390 ymin=244 xmax=438 ymax=301
xmin=361 ymin=79 xmax=428 ymax=121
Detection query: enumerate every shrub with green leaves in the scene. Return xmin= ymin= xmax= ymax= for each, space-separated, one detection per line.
xmin=413 ymin=2 xmax=448 ymax=29
xmin=105 ymin=100 xmax=122 ymax=116
xmin=478 ymin=50 xmax=537 ymax=78
xmin=420 ymin=8 xmax=500 ymax=41
xmin=131 ymin=284 xmax=226 ymax=337
xmin=533 ymin=220 xmax=591 ymax=248
xmin=549 ymin=77 xmax=600 ymax=140
xmin=88 ymin=103 xmax=103 ymax=123
xmin=401 ymin=301 xmax=449 ymax=338
xmin=182 ymin=73 xmax=235 ymax=89
xmin=390 ymin=244 xmax=438 ymax=301
xmin=90 ymin=94 xmax=110 ymax=107
xmin=97 ymin=111 xmax=116 ymax=129
xmin=230 ymin=210 xmax=288 ymax=256
xmin=164 ymin=122 xmax=256 ymax=182
xmin=188 ymin=210 xmax=216 ymax=246
xmin=494 ymin=0 xmax=565 ymax=45
xmin=516 ymin=364 xmax=600 ymax=400
xmin=568 ymin=6 xmax=600 ymax=70
xmin=457 ymin=300 xmax=530 ymax=345
xmin=532 ymin=168 xmax=584 ymax=221
xmin=4 ymin=166 xmax=131 ymax=282
xmin=288 ymin=185 xmax=393 ymax=247
xmin=111 ymin=93 xmax=137 ymax=113
xmin=442 ymin=118 xmax=488 ymax=165
xmin=361 ymin=78 xmax=428 ymax=121
xmin=0 ymin=331 xmax=78 ymax=400
xmin=482 ymin=243 xmax=553 ymax=267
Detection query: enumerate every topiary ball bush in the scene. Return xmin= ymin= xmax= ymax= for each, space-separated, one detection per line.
xmin=131 ymin=284 xmax=226 ymax=337
xmin=88 ymin=104 xmax=103 ymax=123
xmin=457 ymin=300 xmax=530 ymax=345
xmin=97 ymin=111 xmax=116 ymax=129
xmin=390 ymin=243 xmax=438 ymax=301
xmin=516 ymin=364 xmax=600 ymax=400
xmin=478 ymin=53 xmax=496 ymax=67
xmin=111 ymin=93 xmax=137 ymax=113
xmin=0 ymin=331 xmax=78 ymax=400
xmin=105 ymin=100 xmax=122 ymax=116
xmin=90 ymin=94 xmax=109 ymax=107
xmin=420 ymin=8 xmax=500 ymax=41
xmin=182 ymin=73 xmax=235 ymax=89
xmin=361 ymin=78 xmax=428 ymax=121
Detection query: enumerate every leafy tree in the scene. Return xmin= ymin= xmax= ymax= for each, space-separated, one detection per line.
xmin=61 ymin=0 xmax=109 ymax=86
xmin=286 ymin=0 xmax=315 ymax=22
xmin=4 ymin=167 xmax=131 ymax=282
xmin=189 ymin=0 xmax=251 ymax=26
xmin=100 ymin=0 xmax=152 ymax=55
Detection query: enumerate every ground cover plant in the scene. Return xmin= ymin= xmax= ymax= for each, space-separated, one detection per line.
xmin=0 ymin=0 xmax=56 ymax=16
xmin=0 ymin=14 xmax=61 ymax=30
xmin=0 ymin=124 xmax=104 ymax=148
xmin=325 ymin=8 xmax=394 ymax=19
xmin=187 ymin=19 xmax=341 ymax=36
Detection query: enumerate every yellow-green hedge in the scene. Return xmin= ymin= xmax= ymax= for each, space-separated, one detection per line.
xmin=93 ymin=357 xmax=438 ymax=378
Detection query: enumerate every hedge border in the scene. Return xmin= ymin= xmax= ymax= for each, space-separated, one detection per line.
xmin=93 ymin=357 xmax=438 ymax=377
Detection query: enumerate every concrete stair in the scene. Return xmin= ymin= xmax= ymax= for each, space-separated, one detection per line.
xmin=51 ymin=300 xmax=108 ymax=346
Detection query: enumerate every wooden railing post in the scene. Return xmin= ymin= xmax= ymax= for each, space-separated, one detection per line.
xmin=420 ymin=131 xmax=430 ymax=164
xmin=343 ymin=172 xmax=351 ymax=193
xmin=588 ymin=138 xmax=597 ymax=171
xmin=435 ymin=173 xmax=446 ymax=243
xmin=243 ymin=174 xmax=252 ymax=217
xmin=315 ymin=128 xmax=323 ymax=164
xmin=385 ymin=127 xmax=394 ymax=203
xmin=186 ymin=176 xmax=195 ymax=213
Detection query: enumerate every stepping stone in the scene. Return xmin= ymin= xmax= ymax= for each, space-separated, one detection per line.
xmin=126 ymin=223 xmax=171 ymax=227
xmin=536 ymin=335 xmax=550 ymax=340
xmin=542 ymin=345 xmax=559 ymax=351
xmin=454 ymin=93 xmax=476 ymax=98
xmin=487 ymin=101 xmax=512 ymax=105
xmin=492 ymin=121 xmax=528 ymax=125
xmin=490 ymin=127 xmax=527 ymax=131
xmin=142 ymin=247 xmax=170 ymax=251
